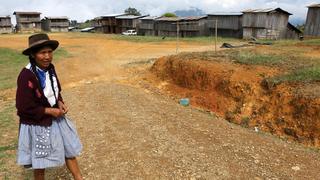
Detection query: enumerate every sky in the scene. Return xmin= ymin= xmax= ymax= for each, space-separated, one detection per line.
xmin=0 ymin=0 xmax=318 ymax=24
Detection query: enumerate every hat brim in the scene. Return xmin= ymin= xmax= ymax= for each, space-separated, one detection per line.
xmin=22 ymin=40 xmax=59 ymax=56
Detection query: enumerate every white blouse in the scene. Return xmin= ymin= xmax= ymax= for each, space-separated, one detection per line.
xmin=26 ymin=63 xmax=59 ymax=107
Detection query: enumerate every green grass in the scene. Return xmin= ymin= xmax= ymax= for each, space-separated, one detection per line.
xmin=301 ymin=38 xmax=320 ymax=46
xmin=0 ymin=102 xmax=18 ymax=178
xmin=0 ymin=47 xmax=69 ymax=90
xmin=109 ymin=34 xmax=240 ymax=44
xmin=227 ymin=50 xmax=285 ymax=65
xmin=271 ymin=66 xmax=320 ymax=84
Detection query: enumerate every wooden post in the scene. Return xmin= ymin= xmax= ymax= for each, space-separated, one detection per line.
xmin=176 ymin=21 xmax=179 ymax=54
xmin=215 ymin=19 xmax=218 ymax=52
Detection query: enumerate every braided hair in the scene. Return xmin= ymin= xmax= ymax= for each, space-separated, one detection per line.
xmin=29 ymin=51 xmax=58 ymax=104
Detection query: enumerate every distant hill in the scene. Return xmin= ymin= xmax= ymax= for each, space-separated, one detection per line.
xmin=174 ymin=7 xmax=206 ymax=17
xmin=289 ymin=17 xmax=305 ymax=26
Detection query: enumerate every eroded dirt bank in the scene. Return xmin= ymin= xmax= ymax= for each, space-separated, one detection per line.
xmin=151 ymin=55 xmax=320 ymax=146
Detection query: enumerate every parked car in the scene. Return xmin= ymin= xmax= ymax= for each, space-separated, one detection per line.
xmin=122 ymin=30 xmax=137 ymax=36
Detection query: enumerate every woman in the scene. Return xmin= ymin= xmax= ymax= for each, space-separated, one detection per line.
xmin=16 ymin=33 xmax=83 ymax=180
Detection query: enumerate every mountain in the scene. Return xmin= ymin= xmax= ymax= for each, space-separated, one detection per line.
xmin=174 ymin=7 xmax=206 ymax=17
xmin=289 ymin=17 xmax=305 ymax=26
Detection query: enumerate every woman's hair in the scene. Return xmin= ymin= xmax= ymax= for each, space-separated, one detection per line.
xmin=29 ymin=53 xmax=58 ymax=103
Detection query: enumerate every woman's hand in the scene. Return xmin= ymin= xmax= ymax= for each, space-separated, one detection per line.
xmin=58 ymin=101 xmax=68 ymax=114
xmin=45 ymin=108 xmax=65 ymax=118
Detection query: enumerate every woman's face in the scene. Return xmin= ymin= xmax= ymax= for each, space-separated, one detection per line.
xmin=33 ymin=46 xmax=53 ymax=70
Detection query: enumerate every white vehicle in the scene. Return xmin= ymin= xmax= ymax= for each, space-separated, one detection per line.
xmin=122 ymin=29 xmax=137 ymax=36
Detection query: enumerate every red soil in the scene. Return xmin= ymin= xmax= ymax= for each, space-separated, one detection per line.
xmin=150 ymin=55 xmax=320 ymax=147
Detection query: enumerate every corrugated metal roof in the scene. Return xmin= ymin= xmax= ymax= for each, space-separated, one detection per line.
xmin=0 ymin=15 xmax=10 ymax=18
xmin=139 ymin=16 xmax=161 ymax=20
xmin=13 ymin=11 xmax=41 ymax=15
xmin=181 ymin=16 xmax=207 ymax=21
xmin=308 ymin=3 xmax=320 ymax=8
xmin=98 ymin=13 xmax=126 ymax=18
xmin=156 ymin=17 xmax=182 ymax=21
xmin=242 ymin=8 xmax=292 ymax=15
xmin=45 ymin=16 xmax=69 ymax=20
xmin=156 ymin=16 xmax=206 ymax=22
xmin=116 ymin=15 xmax=147 ymax=19
xmin=208 ymin=12 xmax=243 ymax=16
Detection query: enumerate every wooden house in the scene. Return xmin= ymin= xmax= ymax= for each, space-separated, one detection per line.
xmin=93 ymin=13 xmax=126 ymax=34
xmin=304 ymin=4 xmax=320 ymax=37
xmin=285 ymin=23 xmax=302 ymax=39
xmin=116 ymin=15 xmax=147 ymax=33
xmin=242 ymin=8 xmax=291 ymax=39
xmin=41 ymin=16 xmax=69 ymax=32
xmin=207 ymin=13 xmax=243 ymax=38
xmin=155 ymin=17 xmax=181 ymax=37
xmin=137 ymin=16 xmax=160 ymax=36
xmin=179 ymin=16 xmax=208 ymax=37
xmin=13 ymin=11 xmax=41 ymax=32
xmin=155 ymin=16 xmax=208 ymax=37
xmin=0 ymin=16 xmax=12 ymax=34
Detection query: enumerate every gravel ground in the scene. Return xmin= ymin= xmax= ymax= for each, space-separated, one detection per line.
xmin=51 ymin=81 xmax=320 ymax=179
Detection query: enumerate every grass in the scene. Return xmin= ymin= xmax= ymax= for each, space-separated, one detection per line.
xmin=301 ymin=38 xmax=320 ymax=46
xmin=227 ymin=50 xmax=285 ymax=65
xmin=0 ymin=47 xmax=70 ymax=90
xmin=270 ymin=66 xmax=320 ymax=84
xmin=0 ymin=102 xmax=18 ymax=178
xmin=108 ymin=34 xmax=241 ymax=44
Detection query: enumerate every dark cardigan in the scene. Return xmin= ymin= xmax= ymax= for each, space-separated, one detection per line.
xmin=16 ymin=65 xmax=63 ymax=127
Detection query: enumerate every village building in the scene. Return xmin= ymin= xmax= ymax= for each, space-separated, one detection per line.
xmin=179 ymin=16 xmax=208 ymax=37
xmin=304 ymin=4 xmax=320 ymax=37
xmin=155 ymin=17 xmax=181 ymax=37
xmin=137 ymin=16 xmax=160 ymax=36
xmin=155 ymin=16 xmax=208 ymax=37
xmin=41 ymin=16 xmax=69 ymax=32
xmin=207 ymin=13 xmax=243 ymax=38
xmin=93 ymin=14 xmax=126 ymax=34
xmin=13 ymin=11 xmax=41 ymax=32
xmin=242 ymin=8 xmax=291 ymax=39
xmin=0 ymin=15 xmax=12 ymax=34
xmin=285 ymin=22 xmax=303 ymax=39
xmin=116 ymin=15 xmax=147 ymax=33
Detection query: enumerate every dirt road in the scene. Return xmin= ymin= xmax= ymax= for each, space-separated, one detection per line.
xmin=1 ymin=33 xmax=319 ymax=179
xmin=61 ymin=82 xmax=320 ymax=179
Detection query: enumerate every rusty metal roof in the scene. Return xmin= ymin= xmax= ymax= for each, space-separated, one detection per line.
xmin=308 ymin=4 xmax=320 ymax=8
xmin=13 ymin=11 xmax=41 ymax=15
xmin=242 ymin=8 xmax=292 ymax=15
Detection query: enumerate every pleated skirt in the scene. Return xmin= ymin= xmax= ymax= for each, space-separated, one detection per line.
xmin=17 ymin=116 xmax=82 ymax=169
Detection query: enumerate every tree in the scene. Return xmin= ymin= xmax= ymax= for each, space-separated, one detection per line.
xmin=162 ymin=13 xmax=177 ymax=17
xmin=124 ymin=7 xmax=141 ymax=16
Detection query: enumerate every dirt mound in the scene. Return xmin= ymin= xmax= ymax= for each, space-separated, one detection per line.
xmin=151 ymin=55 xmax=320 ymax=147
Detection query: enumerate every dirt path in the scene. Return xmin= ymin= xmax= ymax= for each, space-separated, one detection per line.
xmin=1 ymin=33 xmax=319 ymax=179
xmin=61 ymin=82 xmax=320 ymax=179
